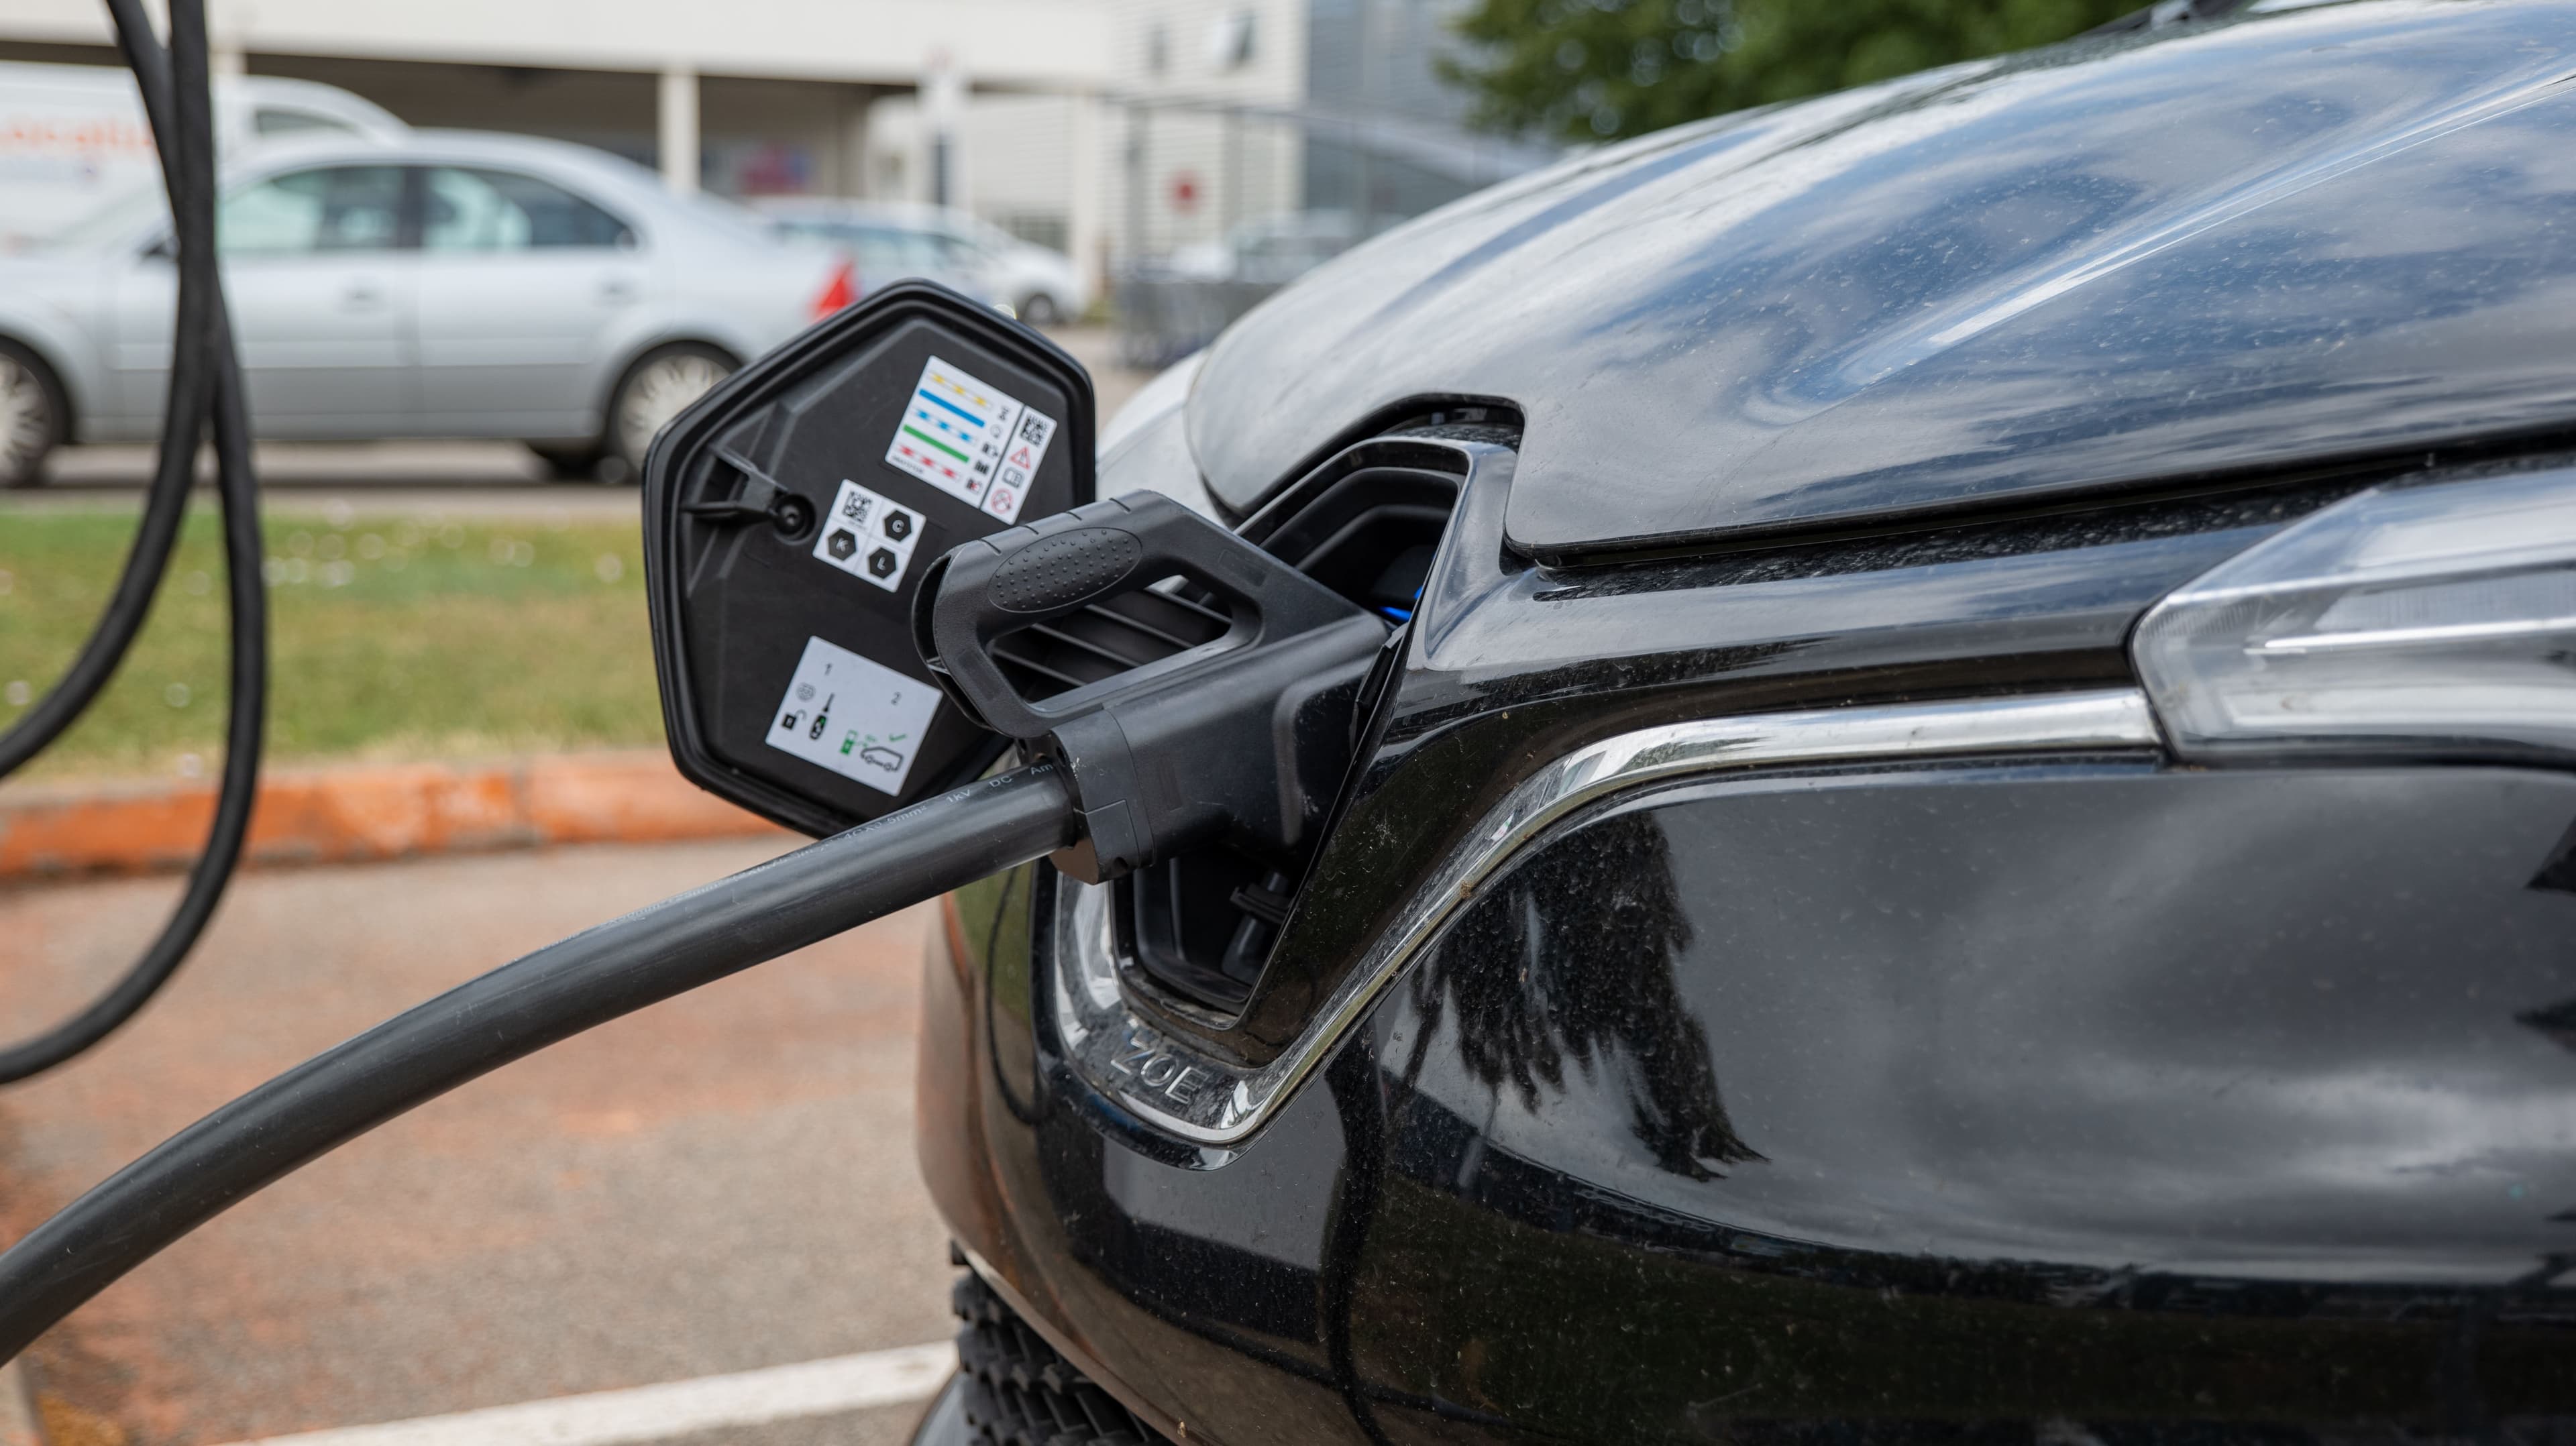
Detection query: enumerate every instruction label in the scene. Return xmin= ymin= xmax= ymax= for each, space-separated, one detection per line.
xmin=764 ymin=635 xmax=943 ymax=795
xmin=883 ymin=354 xmax=1057 ymax=524
xmin=812 ymin=478 xmax=922 ymax=592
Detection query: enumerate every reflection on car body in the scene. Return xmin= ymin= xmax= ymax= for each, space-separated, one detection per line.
xmin=909 ymin=1 xmax=2576 ymax=1441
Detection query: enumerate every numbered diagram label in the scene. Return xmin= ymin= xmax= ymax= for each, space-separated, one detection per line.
xmin=883 ymin=354 xmax=1057 ymax=524
xmin=812 ymin=478 xmax=922 ymax=592
xmin=764 ymin=635 xmax=943 ymax=795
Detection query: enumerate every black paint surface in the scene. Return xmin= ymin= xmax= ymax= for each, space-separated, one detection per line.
xmin=931 ymin=763 xmax=2576 ymax=1442
xmin=1186 ymin=1 xmax=2576 ymax=556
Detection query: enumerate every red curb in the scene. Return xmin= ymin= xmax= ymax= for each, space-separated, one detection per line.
xmin=0 ymin=753 xmax=786 ymax=879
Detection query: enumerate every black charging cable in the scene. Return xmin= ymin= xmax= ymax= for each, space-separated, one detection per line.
xmin=0 ymin=0 xmax=267 ymax=1084
xmin=0 ymin=390 xmax=1393 ymax=1361
xmin=0 ymin=0 xmax=202 ymax=779
xmin=0 ymin=173 xmax=1397 ymax=1359
xmin=0 ymin=764 xmax=1075 ymax=1361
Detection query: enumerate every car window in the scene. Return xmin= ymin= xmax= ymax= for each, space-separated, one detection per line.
xmin=422 ymin=166 xmax=634 ymax=252
xmin=219 ymin=166 xmax=405 ymax=255
xmin=932 ymin=232 xmax=990 ymax=266
xmin=252 ymin=108 xmax=356 ymax=137
xmin=842 ymin=225 xmax=941 ymax=275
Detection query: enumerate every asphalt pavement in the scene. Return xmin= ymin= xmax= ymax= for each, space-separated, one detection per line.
xmin=0 ymin=839 xmax=959 ymax=1446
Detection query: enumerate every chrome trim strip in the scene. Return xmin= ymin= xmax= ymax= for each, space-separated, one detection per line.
xmin=1052 ymin=688 xmax=2161 ymax=1147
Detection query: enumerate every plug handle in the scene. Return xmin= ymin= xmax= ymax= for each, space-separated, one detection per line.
xmin=918 ymin=493 xmax=1358 ymax=740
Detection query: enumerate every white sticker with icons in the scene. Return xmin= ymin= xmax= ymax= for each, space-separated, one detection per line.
xmin=882 ymin=354 xmax=1057 ymax=524
xmin=812 ymin=479 xmax=922 ymax=592
xmin=764 ymin=635 xmax=943 ymax=795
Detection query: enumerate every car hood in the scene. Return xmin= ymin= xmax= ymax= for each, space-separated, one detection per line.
xmin=1187 ymin=0 xmax=2576 ymax=557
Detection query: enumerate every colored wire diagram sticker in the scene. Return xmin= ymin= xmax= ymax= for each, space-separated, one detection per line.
xmin=883 ymin=355 xmax=1057 ymax=523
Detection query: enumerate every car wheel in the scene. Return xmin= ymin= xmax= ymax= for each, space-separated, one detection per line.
xmin=0 ymin=341 xmax=66 ymax=490
xmin=607 ymin=343 xmax=736 ymax=484
xmin=1016 ymin=292 xmax=1061 ymax=327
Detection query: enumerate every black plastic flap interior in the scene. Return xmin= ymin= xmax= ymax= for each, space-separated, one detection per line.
xmin=643 ymin=282 xmax=1095 ymax=836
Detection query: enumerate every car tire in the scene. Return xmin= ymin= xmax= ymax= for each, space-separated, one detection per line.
xmin=1016 ymin=292 xmax=1061 ymax=327
xmin=605 ymin=342 xmax=737 ymax=485
xmin=0 ymin=340 xmax=68 ymax=490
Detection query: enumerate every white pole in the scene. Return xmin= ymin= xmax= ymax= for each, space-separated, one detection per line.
xmin=659 ymin=64 xmax=700 ymax=194
xmin=922 ymin=50 xmax=965 ymax=213
xmin=1067 ymin=91 xmax=1101 ymax=298
xmin=209 ymin=0 xmax=248 ymax=75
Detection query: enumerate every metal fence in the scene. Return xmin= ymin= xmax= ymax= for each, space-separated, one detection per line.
xmin=1113 ymin=272 xmax=1280 ymax=370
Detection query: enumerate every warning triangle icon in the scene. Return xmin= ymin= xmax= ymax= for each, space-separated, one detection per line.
xmin=1008 ymin=446 xmax=1034 ymax=469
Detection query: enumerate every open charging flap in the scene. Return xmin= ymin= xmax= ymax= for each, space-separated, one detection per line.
xmin=643 ymin=281 xmax=1095 ymax=835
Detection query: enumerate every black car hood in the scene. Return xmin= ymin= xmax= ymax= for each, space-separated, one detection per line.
xmin=1186 ymin=0 xmax=2576 ymax=557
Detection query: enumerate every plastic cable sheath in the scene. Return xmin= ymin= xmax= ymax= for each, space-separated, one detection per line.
xmin=0 ymin=0 xmax=270 ymax=1082
xmin=0 ymin=0 xmax=209 ymax=779
xmin=0 ymin=763 xmax=1075 ymax=1360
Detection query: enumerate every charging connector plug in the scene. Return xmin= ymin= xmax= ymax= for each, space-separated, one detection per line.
xmin=916 ymin=494 xmax=1389 ymax=885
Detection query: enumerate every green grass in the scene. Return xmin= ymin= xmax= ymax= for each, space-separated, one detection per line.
xmin=0 ymin=502 xmax=662 ymax=781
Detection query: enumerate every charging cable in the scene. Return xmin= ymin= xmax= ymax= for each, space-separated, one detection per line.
xmin=0 ymin=231 xmax=1383 ymax=1364
xmin=0 ymin=764 xmax=1075 ymax=1358
xmin=0 ymin=0 xmax=267 ymax=1083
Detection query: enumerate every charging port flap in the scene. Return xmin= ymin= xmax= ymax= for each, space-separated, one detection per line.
xmin=643 ymin=282 xmax=1095 ymax=836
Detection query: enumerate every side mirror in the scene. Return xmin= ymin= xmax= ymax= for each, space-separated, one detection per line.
xmin=642 ymin=281 xmax=1095 ymax=835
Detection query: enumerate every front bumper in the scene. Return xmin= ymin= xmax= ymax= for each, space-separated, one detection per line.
xmin=906 ymin=1272 xmax=1162 ymax=1446
xmin=916 ymin=753 xmax=2576 ymax=1444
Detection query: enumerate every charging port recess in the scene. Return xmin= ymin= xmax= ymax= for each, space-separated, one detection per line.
xmin=643 ymin=282 xmax=1096 ymax=836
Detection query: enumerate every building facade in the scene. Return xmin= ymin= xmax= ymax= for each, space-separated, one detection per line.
xmin=0 ymin=0 xmax=1548 ymax=292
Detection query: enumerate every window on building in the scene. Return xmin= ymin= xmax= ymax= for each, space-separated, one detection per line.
xmin=1208 ymin=10 xmax=1258 ymax=70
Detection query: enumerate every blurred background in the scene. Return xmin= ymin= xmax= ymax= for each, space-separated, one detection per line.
xmin=0 ymin=2 xmax=2132 ymax=1441
xmin=0 ymin=0 xmax=2135 ymax=392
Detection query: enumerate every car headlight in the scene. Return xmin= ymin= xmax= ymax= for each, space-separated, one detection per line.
xmin=2135 ymin=464 xmax=2576 ymax=762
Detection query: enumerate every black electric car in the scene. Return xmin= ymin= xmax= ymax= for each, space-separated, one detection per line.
xmin=892 ymin=2 xmax=2576 ymax=1440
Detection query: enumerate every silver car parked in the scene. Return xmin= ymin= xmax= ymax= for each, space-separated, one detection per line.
xmin=758 ymin=199 xmax=1087 ymax=325
xmin=0 ymin=130 xmax=855 ymax=485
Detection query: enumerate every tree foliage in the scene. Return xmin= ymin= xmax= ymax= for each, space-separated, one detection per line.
xmin=1442 ymin=0 xmax=2144 ymax=143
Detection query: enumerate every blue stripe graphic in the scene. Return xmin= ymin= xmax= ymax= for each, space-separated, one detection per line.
xmin=916 ymin=389 xmax=983 ymax=427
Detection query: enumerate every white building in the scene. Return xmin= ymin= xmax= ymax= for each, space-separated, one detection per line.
xmin=861 ymin=0 xmax=1303 ymax=277
xmin=0 ymin=0 xmax=1544 ymax=292
xmin=0 ymin=0 xmax=1112 ymax=194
